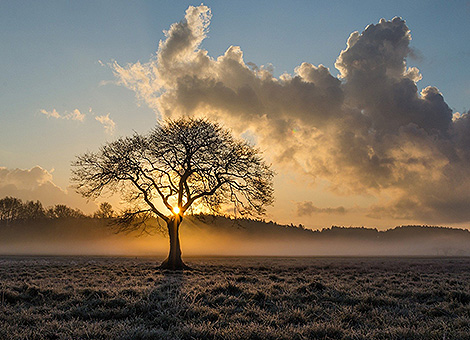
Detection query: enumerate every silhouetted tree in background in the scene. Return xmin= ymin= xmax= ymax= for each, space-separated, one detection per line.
xmin=0 ymin=197 xmax=25 ymax=225
xmin=22 ymin=200 xmax=47 ymax=220
xmin=46 ymin=204 xmax=85 ymax=219
xmin=0 ymin=197 xmax=49 ymax=224
xmin=93 ymin=202 xmax=115 ymax=219
xmin=72 ymin=117 xmax=274 ymax=269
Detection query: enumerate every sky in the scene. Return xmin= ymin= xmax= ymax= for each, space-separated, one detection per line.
xmin=1 ymin=1 xmax=470 ymax=230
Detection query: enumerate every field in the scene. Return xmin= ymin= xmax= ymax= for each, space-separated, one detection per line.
xmin=1 ymin=256 xmax=470 ymax=339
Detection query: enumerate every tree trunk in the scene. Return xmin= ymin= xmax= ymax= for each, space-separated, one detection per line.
xmin=160 ymin=215 xmax=190 ymax=270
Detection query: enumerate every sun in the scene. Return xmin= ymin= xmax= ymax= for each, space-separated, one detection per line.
xmin=173 ymin=206 xmax=180 ymax=214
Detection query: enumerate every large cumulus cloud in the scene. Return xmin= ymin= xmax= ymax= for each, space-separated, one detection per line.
xmin=112 ymin=6 xmax=470 ymax=223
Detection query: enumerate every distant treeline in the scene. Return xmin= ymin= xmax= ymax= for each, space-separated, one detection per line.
xmin=2 ymin=196 xmax=469 ymax=240
xmin=0 ymin=196 xmax=114 ymax=225
xmin=1 ymin=198 xmax=470 ymax=256
xmin=191 ymin=214 xmax=470 ymax=241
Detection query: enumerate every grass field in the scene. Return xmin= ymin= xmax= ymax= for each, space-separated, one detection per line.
xmin=1 ymin=256 xmax=470 ymax=339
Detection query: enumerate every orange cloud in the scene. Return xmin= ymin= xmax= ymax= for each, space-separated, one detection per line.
xmin=40 ymin=108 xmax=85 ymax=121
xmin=95 ymin=113 xmax=116 ymax=135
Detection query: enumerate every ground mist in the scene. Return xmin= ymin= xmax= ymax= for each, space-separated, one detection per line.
xmin=1 ymin=216 xmax=470 ymax=256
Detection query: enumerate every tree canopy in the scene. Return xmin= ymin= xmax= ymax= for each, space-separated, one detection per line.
xmin=73 ymin=118 xmax=274 ymax=224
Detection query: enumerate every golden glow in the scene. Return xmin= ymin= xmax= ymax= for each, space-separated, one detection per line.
xmin=173 ymin=206 xmax=180 ymax=214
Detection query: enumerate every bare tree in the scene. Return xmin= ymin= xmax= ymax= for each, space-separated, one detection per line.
xmin=0 ymin=197 xmax=24 ymax=225
xmin=72 ymin=117 xmax=274 ymax=269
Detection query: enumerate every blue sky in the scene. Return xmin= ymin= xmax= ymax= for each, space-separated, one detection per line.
xmin=1 ymin=1 xmax=469 ymax=227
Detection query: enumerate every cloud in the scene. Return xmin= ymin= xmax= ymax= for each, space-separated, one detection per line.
xmin=0 ymin=166 xmax=53 ymax=191
xmin=40 ymin=107 xmax=117 ymax=135
xmin=297 ymin=202 xmax=347 ymax=216
xmin=95 ymin=113 xmax=116 ymax=135
xmin=40 ymin=108 xmax=85 ymax=121
xmin=111 ymin=6 xmax=470 ymax=223
xmin=0 ymin=166 xmax=96 ymax=213
xmin=40 ymin=108 xmax=61 ymax=119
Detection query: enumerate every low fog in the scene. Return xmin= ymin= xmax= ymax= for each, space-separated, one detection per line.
xmin=1 ymin=217 xmax=468 ymax=257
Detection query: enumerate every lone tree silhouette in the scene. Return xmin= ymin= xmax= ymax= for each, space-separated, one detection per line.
xmin=72 ymin=117 xmax=274 ymax=269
